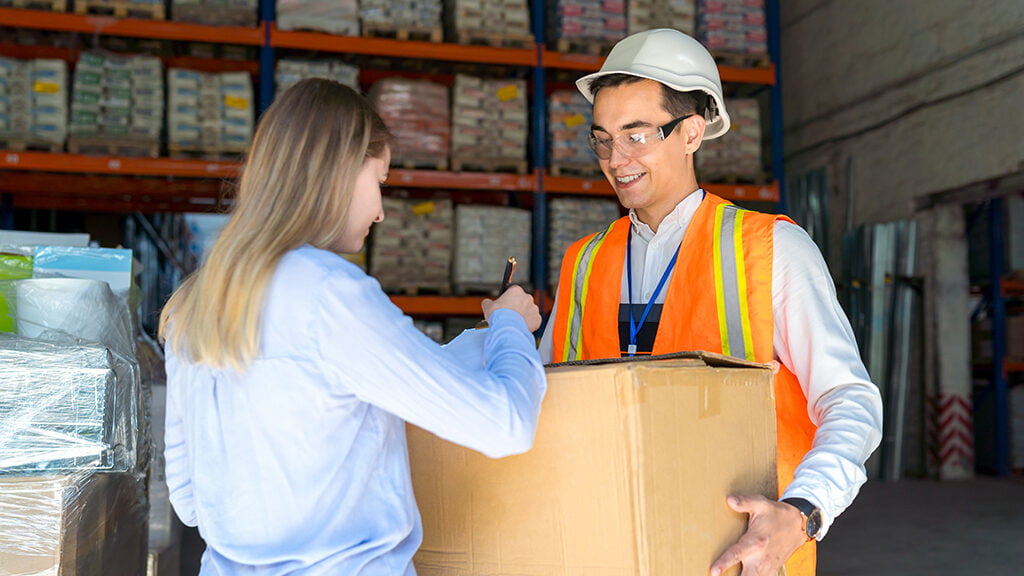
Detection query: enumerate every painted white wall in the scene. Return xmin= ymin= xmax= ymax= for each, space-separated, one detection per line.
xmin=780 ymin=1 xmax=1024 ymax=226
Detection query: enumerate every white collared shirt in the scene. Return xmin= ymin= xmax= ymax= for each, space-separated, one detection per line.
xmin=539 ymin=190 xmax=883 ymax=538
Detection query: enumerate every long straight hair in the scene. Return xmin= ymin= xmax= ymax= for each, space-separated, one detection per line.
xmin=159 ymin=79 xmax=391 ymax=370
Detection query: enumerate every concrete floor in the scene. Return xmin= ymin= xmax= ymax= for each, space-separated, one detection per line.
xmin=817 ymin=476 xmax=1024 ymax=575
xmin=178 ymin=476 xmax=1024 ymax=575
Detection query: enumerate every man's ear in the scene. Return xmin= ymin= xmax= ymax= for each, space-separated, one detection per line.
xmin=684 ymin=114 xmax=706 ymax=154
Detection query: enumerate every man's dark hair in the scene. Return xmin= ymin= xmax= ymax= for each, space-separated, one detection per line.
xmin=586 ymin=73 xmax=712 ymax=120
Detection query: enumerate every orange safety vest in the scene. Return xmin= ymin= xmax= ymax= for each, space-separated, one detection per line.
xmin=552 ymin=192 xmax=817 ymax=576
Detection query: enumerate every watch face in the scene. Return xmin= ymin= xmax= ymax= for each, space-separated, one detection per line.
xmin=806 ymin=509 xmax=823 ymax=539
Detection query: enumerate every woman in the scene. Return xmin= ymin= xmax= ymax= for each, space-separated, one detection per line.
xmin=159 ymin=78 xmax=546 ymax=575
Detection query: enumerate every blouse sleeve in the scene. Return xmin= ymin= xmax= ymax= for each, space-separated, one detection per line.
xmin=315 ymin=270 xmax=547 ymax=458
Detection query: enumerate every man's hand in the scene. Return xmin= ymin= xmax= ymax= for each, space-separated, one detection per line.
xmin=709 ymin=494 xmax=809 ymax=576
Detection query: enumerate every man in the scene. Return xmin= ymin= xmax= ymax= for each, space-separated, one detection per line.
xmin=538 ymin=28 xmax=883 ymax=576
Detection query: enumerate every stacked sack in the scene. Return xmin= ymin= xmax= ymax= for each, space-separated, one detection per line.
xmin=454 ymin=205 xmax=531 ymax=293
xmin=628 ymin=0 xmax=696 ymax=35
xmin=167 ymin=68 xmax=254 ymax=158
xmin=547 ymin=197 xmax=621 ymax=290
xmin=451 ymin=74 xmax=528 ymax=172
xmin=276 ymin=0 xmax=359 ymax=35
xmin=370 ymin=77 xmax=450 ymax=169
xmin=69 ymin=51 xmax=163 ymax=157
xmin=172 ymin=0 xmax=259 ymax=27
xmin=361 ymin=0 xmax=443 ymax=37
xmin=548 ymin=0 xmax=627 ymax=51
xmin=547 ymin=89 xmax=596 ymax=175
xmin=696 ymin=98 xmax=761 ymax=180
xmin=447 ymin=0 xmax=533 ymax=46
xmin=369 ymin=196 xmax=454 ymax=294
xmin=275 ymin=58 xmax=360 ymax=97
xmin=0 ymin=57 xmax=68 ymax=150
xmin=696 ymin=0 xmax=768 ymax=58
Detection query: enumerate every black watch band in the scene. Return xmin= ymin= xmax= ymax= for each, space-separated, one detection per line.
xmin=781 ymin=497 xmax=823 ymax=540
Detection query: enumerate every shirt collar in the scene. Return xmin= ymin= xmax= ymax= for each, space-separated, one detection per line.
xmin=628 ymin=189 xmax=705 ymax=241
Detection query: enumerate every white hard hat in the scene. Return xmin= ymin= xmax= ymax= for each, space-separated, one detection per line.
xmin=576 ymin=28 xmax=731 ymax=140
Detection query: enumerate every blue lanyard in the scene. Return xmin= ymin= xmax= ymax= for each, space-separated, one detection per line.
xmin=626 ymin=229 xmax=681 ymax=356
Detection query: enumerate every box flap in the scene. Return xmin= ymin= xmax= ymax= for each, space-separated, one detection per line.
xmin=546 ymin=350 xmax=772 ymax=370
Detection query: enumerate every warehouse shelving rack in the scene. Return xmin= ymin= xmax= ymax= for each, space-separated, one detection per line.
xmin=0 ymin=0 xmax=783 ymax=317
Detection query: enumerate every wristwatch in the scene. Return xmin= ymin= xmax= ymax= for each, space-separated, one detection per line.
xmin=781 ymin=497 xmax=823 ymax=541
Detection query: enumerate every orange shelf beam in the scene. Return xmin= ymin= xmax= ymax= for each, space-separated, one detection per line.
xmin=389 ymin=168 xmax=536 ymax=192
xmin=0 ymin=151 xmax=242 ymax=179
xmin=542 ymin=49 xmax=775 ymax=85
xmin=1003 ymin=280 xmax=1024 ymax=297
xmin=390 ymin=292 xmax=551 ymax=316
xmin=542 ymin=171 xmax=779 ymax=203
xmin=0 ymin=43 xmax=259 ymax=74
xmin=271 ymin=26 xmax=537 ymax=67
xmin=0 ymin=8 xmax=264 ymax=44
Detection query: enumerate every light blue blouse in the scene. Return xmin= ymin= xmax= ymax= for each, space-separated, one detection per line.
xmin=165 ymin=245 xmax=546 ymax=575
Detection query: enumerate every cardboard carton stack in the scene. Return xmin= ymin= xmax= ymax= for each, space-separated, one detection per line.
xmin=275 ymin=58 xmax=360 ymax=98
xmin=450 ymin=74 xmax=528 ymax=173
xmin=548 ymin=0 xmax=627 ymax=53
xmin=370 ymin=196 xmax=454 ymax=294
xmin=276 ymin=0 xmax=359 ymax=35
xmin=370 ymin=77 xmax=450 ymax=169
xmin=547 ymin=197 xmax=620 ymax=290
xmin=361 ymin=0 xmax=443 ymax=40
xmin=172 ymin=0 xmax=259 ymax=27
xmin=408 ymin=354 xmax=779 ymax=575
xmin=453 ymin=204 xmax=531 ymax=293
xmin=547 ymin=89 xmax=596 ymax=176
xmin=697 ymin=0 xmax=768 ymax=59
xmin=69 ymin=51 xmax=163 ymax=157
xmin=628 ymin=0 xmax=696 ymax=35
xmin=696 ymin=97 xmax=762 ymax=181
xmin=0 ymin=57 xmax=68 ymax=151
xmin=447 ymin=0 xmax=533 ymax=47
xmin=167 ymin=68 xmax=254 ymax=158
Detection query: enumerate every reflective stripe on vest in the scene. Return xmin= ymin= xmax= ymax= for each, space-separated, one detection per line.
xmin=561 ymin=221 xmax=617 ymax=362
xmin=714 ymin=204 xmax=756 ymax=361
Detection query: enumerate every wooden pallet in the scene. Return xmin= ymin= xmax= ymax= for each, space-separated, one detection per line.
xmin=453 ymin=281 xmax=532 ymax=297
xmin=393 ymin=157 xmax=448 ymax=171
xmin=0 ymin=137 xmax=64 ymax=153
xmin=456 ymin=30 xmax=534 ymax=50
xmin=74 ymin=0 xmax=164 ymax=20
xmin=549 ymin=162 xmax=603 ymax=179
xmin=68 ymin=135 xmax=159 ymax=158
xmin=363 ymin=22 xmax=443 ymax=43
xmin=381 ymin=282 xmax=452 ymax=296
xmin=173 ymin=4 xmax=257 ymax=27
xmin=0 ymin=0 xmax=67 ymax=11
xmin=712 ymin=51 xmax=772 ymax=70
xmin=168 ymin=145 xmax=246 ymax=161
xmin=555 ymin=37 xmax=612 ymax=57
xmin=698 ymin=171 xmax=770 ymax=186
xmin=451 ymin=156 xmax=527 ymax=175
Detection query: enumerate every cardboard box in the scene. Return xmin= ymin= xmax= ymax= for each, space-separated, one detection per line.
xmin=409 ymin=353 xmax=778 ymax=575
xmin=0 ymin=472 xmax=147 ymax=576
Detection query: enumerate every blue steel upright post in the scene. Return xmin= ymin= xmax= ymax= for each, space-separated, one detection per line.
xmin=989 ymin=198 xmax=1009 ymax=476
xmin=258 ymin=0 xmax=275 ymax=113
xmin=531 ymin=0 xmax=548 ymax=314
xmin=766 ymin=0 xmax=786 ymax=215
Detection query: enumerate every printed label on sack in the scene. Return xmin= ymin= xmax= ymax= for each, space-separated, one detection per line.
xmin=412 ymin=201 xmax=436 ymax=215
xmin=496 ymin=85 xmax=520 ymax=102
xmin=564 ymin=114 xmax=585 ymax=128
xmin=223 ymin=95 xmax=250 ymax=110
xmin=33 ymin=81 xmax=61 ymax=94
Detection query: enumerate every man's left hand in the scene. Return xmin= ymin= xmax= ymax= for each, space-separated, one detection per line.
xmin=709 ymin=494 xmax=809 ymax=576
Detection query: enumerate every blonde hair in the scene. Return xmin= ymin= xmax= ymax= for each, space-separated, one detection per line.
xmin=159 ymin=79 xmax=391 ymax=370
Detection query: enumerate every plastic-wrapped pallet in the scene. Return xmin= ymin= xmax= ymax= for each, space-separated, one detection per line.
xmin=547 ymin=197 xmax=620 ymax=291
xmin=451 ymin=74 xmax=528 ymax=173
xmin=362 ymin=0 xmax=443 ymax=41
xmin=167 ymin=68 xmax=254 ymax=158
xmin=275 ymin=58 xmax=360 ymax=98
xmin=696 ymin=0 xmax=768 ymax=59
xmin=0 ymin=57 xmax=68 ymax=150
xmin=173 ymin=0 xmax=258 ymax=27
xmin=370 ymin=77 xmax=449 ymax=169
xmin=454 ymin=204 xmax=531 ymax=293
xmin=276 ymin=0 xmax=359 ymax=35
xmin=628 ymin=0 xmax=695 ymax=35
xmin=696 ymin=97 xmax=761 ymax=181
xmin=69 ymin=51 xmax=163 ymax=157
xmin=547 ymin=89 xmax=597 ymax=177
xmin=369 ymin=196 xmax=453 ymax=294
xmin=548 ymin=0 xmax=627 ymax=53
xmin=447 ymin=0 xmax=533 ymax=48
